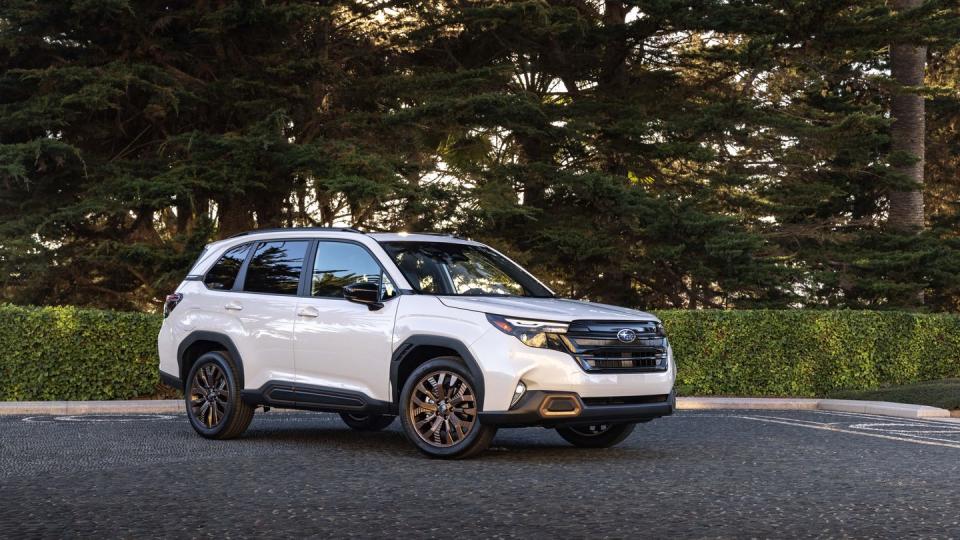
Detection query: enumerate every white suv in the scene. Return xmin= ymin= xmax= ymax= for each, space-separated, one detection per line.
xmin=159 ymin=228 xmax=675 ymax=458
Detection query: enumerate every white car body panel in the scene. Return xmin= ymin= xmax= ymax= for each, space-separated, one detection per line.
xmin=294 ymin=295 xmax=399 ymax=401
xmin=436 ymin=296 xmax=658 ymax=323
xmin=160 ymin=280 xmax=298 ymax=389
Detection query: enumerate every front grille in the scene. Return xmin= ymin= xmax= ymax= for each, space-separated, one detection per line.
xmin=563 ymin=320 xmax=668 ymax=373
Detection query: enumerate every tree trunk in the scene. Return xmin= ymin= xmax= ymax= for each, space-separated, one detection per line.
xmin=601 ymin=1 xmax=629 ymax=91
xmin=217 ymin=196 xmax=255 ymax=238
xmin=887 ymin=0 xmax=927 ymax=232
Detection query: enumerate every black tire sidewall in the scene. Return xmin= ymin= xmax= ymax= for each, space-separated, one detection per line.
xmin=185 ymin=351 xmax=240 ymax=438
xmin=339 ymin=413 xmax=396 ymax=431
xmin=556 ymin=423 xmax=635 ymax=448
xmin=399 ymin=357 xmax=493 ymax=458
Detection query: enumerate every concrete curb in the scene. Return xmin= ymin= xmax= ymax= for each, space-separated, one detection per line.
xmin=0 ymin=397 xmax=952 ymax=420
xmin=676 ymin=397 xmax=820 ymax=411
xmin=677 ymin=397 xmax=951 ymax=419
xmin=815 ymin=399 xmax=951 ymax=419
xmin=0 ymin=400 xmax=185 ymax=415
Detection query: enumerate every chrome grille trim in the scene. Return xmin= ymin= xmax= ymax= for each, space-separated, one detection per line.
xmin=564 ymin=320 xmax=668 ymax=373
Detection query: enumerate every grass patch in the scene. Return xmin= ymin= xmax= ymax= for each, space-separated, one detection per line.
xmin=829 ymin=379 xmax=960 ymax=411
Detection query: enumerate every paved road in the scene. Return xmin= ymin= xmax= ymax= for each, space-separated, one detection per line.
xmin=2 ymin=410 xmax=959 ymax=538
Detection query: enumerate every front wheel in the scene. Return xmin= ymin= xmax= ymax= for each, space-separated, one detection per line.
xmin=339 ymin=413 xmax=395 ymax=431
xmin=399 ymin=357 xmax=497 ymax=459
xmin=556 ymin=423 xmax=635 ymax=448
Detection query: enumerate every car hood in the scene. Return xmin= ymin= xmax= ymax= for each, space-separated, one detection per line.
xmin=436 ymin=296 xmax=658 ymax=323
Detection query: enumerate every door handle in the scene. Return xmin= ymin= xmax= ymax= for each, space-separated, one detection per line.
xmin=224 ymin=302 xmax=243 ymax=311
xmin=297 ymin=307 xmax=320 ymax=318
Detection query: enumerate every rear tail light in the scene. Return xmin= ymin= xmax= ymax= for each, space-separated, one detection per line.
xmin=163 ymin=293 xmax=183 ymax=318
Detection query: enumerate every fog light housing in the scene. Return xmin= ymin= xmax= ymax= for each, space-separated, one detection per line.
xmin=511 ymin=381 xmax=526 ymax=407
xmin=539 ymin=395 xmax=582 ymax=417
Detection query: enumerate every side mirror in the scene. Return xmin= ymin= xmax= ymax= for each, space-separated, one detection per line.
xmin=343 ymin=282 xmax=383 ymax=311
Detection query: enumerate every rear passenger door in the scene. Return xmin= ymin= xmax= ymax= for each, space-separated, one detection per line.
xmin=227 ymin=239 xmax=310 ymax=390
xmin=293 ymin=240 xmax=400 ymax=404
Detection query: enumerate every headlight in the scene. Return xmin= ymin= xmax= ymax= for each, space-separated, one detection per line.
xmin=486 ymin=314 xmax=569 ymax=350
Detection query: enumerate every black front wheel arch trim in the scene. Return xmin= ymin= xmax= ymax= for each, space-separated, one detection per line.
xmin=389 ymin=336 xmax=485 ymax=405
xmin=159 ymin=370 xmax=183 ymax=392
xmin=176 ymin=331 xmax=246 ymax=389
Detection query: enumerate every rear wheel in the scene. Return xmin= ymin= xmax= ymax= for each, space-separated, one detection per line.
xmin=556 ymin=423 xmax=635 ymax=448
xmin=185 ymin=351 xmax=254 ymax=439
xmin=399 ymin=357 xmax=497 ymax=459
xmin=339 ymin=413 xmax=395 ymax=431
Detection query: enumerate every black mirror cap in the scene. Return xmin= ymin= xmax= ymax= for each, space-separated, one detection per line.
xmin=343 ymin=282 xmax=383 ymax=310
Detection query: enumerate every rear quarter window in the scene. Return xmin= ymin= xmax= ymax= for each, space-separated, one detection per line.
xmin=203 ymin=244 xmax=251 ymax=291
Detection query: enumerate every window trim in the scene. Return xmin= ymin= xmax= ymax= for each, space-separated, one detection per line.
xmin=304 ymin=238 xmax=400 ymax=302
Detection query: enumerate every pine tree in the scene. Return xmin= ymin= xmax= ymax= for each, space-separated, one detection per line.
xmin=0 ymin=1 xmax=409 ymax=309
xmin=1 ymin=1 xmax=959 ymax=312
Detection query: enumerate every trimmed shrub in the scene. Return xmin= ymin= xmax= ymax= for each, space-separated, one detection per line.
xmin=658 ymin=309 xmax=960 ymax=397
xmin=0 ymin=304 xmax=161 ymax=401
xmin=1 ymin=304 xmax=958 ymax=401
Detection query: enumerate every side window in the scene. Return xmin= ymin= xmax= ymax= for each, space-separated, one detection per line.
xmin=243 ymin=240 xmax=309 ymax=295
xmin=203 ymin=244 xmax=250 ymax=291
xmin=312 ymin=242 xmax=396 ymax=299
xmin=392 ymin=250 xmax=440 ymax=294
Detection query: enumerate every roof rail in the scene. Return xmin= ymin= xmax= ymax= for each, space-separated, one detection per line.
xmin=410 ymin=232 xmax=466 ymax=239
xmin=227 ymin=227 xmax=365 ymax=239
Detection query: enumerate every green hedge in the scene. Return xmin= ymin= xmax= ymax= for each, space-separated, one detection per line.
xmin=1 ymin=304 xmax=959 ymax=401
xmin=659 ymin=309 xmax=960 ymax=397
xmin=0 ymin=304 xmax=161 ymax=401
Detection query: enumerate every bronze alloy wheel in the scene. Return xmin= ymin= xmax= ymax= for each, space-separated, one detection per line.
xmin=190 ymin=363 xmax=229 ymax=428
xmin=407 ymin=369 xmax=478 ymax=447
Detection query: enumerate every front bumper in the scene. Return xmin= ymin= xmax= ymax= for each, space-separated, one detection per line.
xmin=479 ymin=390 xmax=675 ymax=428
xmin=468 ymin=327 xmax=676 ymax=411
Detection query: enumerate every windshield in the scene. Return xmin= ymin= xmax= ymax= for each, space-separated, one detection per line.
xmin=380 ymin=241 xmax=553 ymax=298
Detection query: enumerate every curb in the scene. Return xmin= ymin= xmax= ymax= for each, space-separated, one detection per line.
xmin=676 ymin=397 xmax=820 ymax=411
xmin=0 ymin=397 xmax=951 ymax=420
xmin=677 ymin=397 xmax=951 ymax=419
xmin=0 ymin=400 xmax=185 ymax=415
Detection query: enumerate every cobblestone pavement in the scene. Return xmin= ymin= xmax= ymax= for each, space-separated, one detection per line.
xmin=1 ymin=409 xmax=958 ymax=538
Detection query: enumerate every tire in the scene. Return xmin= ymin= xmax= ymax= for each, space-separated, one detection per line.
xmin=185 ymin=350 xmax=254 ymax=439
xmin=399 ymin=357 xmax=497 ymax=459
xmin=556 ymin=423 xmax=635 ymax=448
xmin=339 ymin=413 xmax=395 ymax=431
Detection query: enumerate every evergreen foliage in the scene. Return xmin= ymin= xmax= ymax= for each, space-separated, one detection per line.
xmin=1 ymin=1 xmax=958 ymax=311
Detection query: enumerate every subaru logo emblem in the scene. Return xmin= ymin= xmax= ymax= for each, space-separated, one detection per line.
xmin=616 ymin=329 xmax=637 ymax=343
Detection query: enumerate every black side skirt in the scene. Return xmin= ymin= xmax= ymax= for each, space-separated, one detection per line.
xmin=240 ymin=381 xmax=397 ymax=416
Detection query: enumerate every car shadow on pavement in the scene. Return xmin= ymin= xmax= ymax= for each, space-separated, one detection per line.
xmin=234 ymin=421 xmax=670 ymax=462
